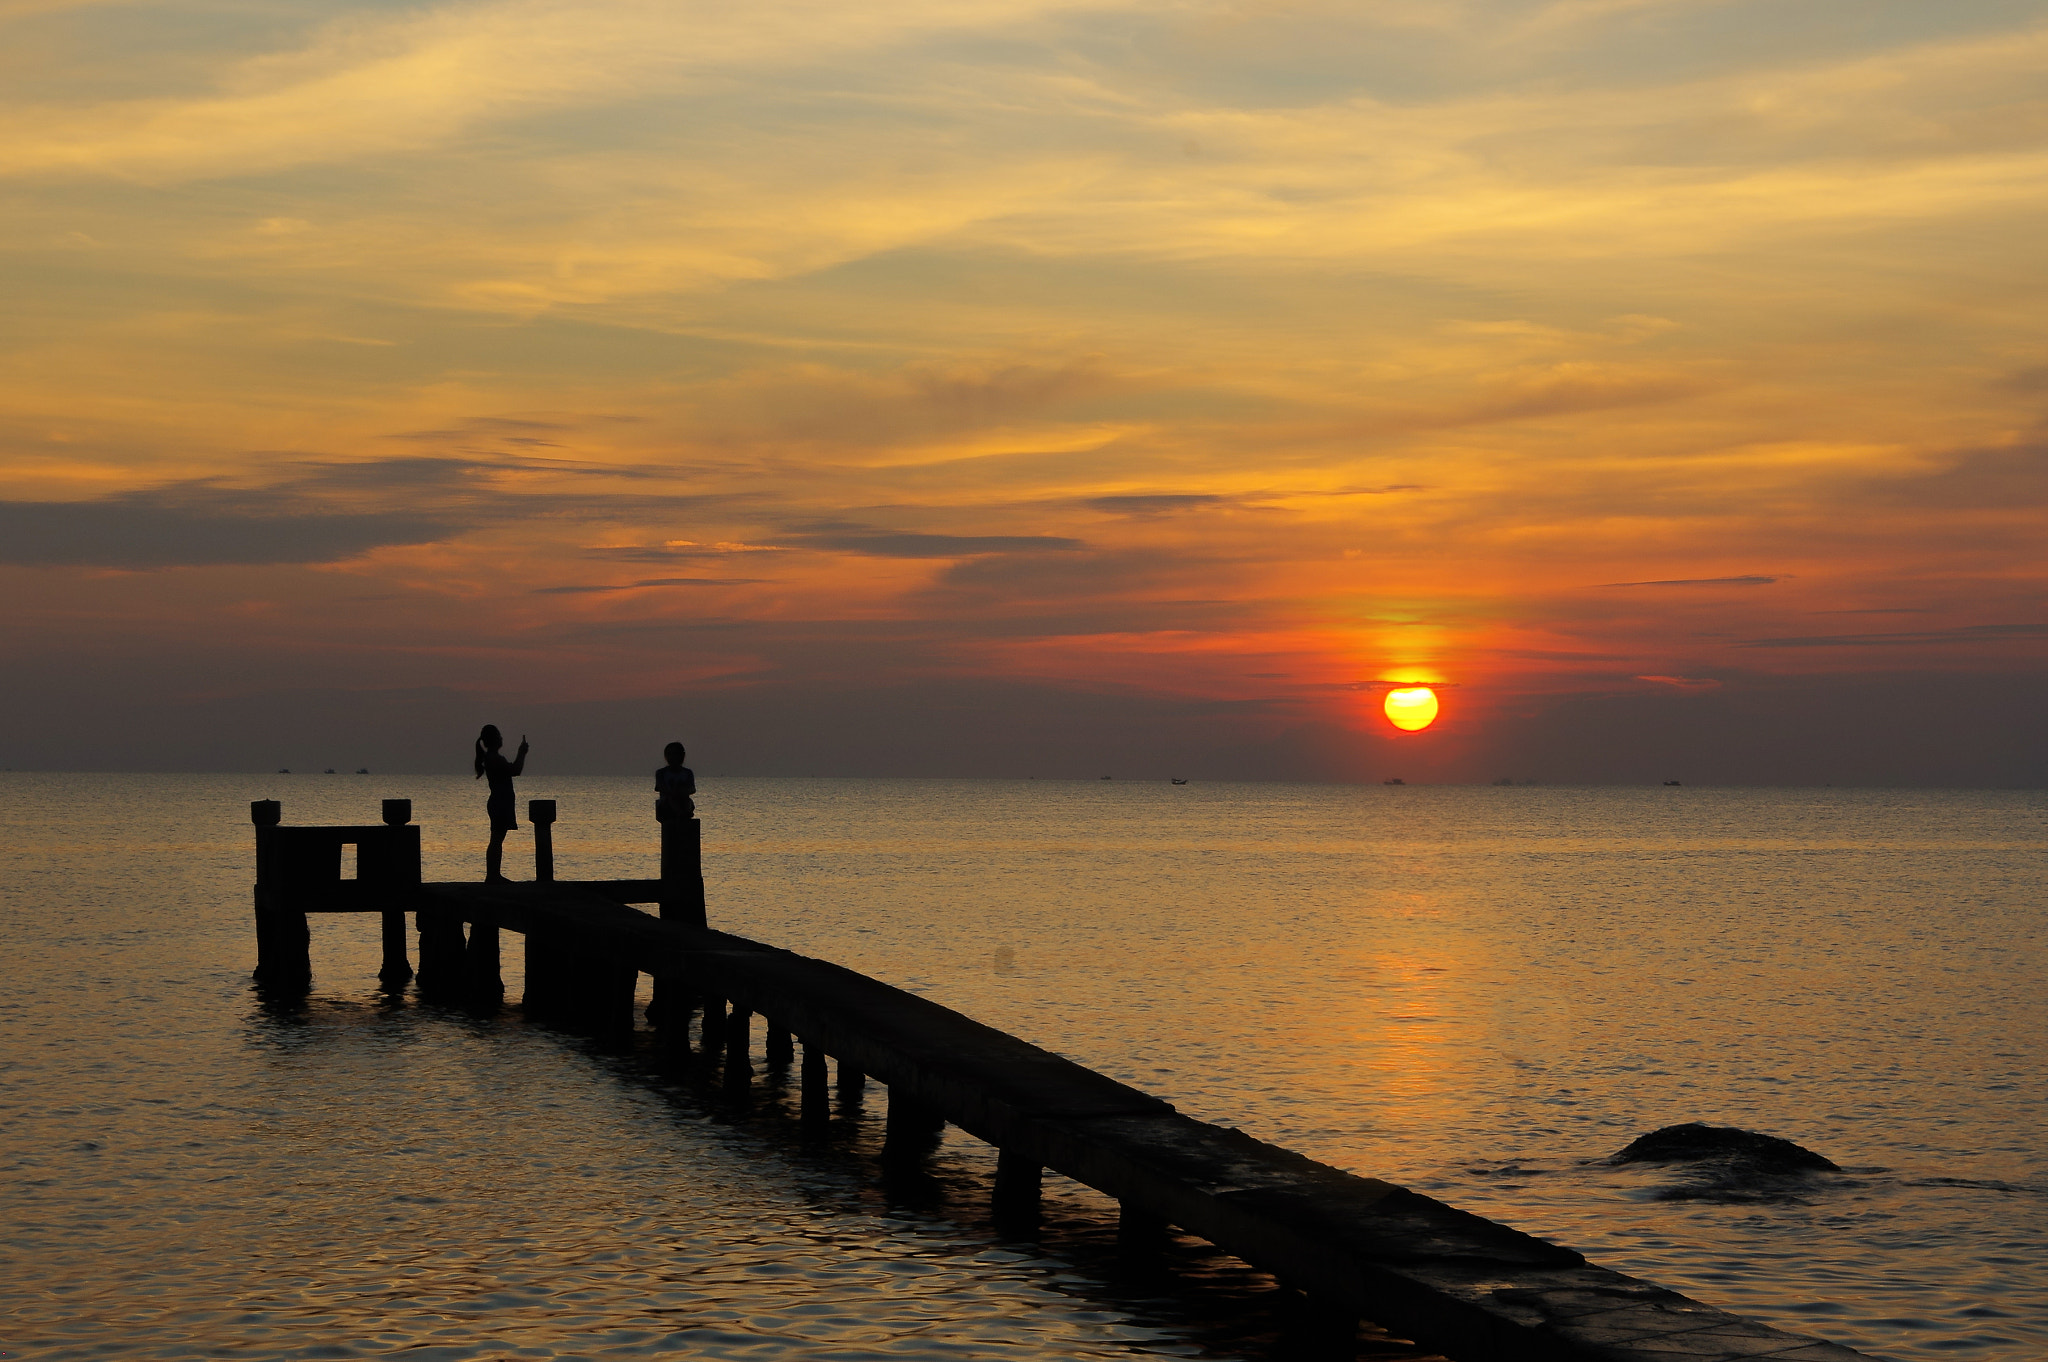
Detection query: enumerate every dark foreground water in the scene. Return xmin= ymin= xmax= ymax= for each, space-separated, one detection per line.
xmin=2 ymin=775 xmax=2044 ymax=1361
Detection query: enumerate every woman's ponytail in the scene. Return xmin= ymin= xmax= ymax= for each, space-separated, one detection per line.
xmin=475 ymin=723 xmax=501 ymax=778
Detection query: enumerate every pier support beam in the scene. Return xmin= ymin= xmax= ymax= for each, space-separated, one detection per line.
xmin=700 ymin=995 xmax=727 ymax=1054
xmin=521 ymin=931 xmax=562 ymax=1019
xmin=415 ymin=910 xmax=467 ymax=999
xmin=378 ymin=911 xmax=412 ymax=986
xmin=371 ymin=800 xmax=419 ymax=989
xmin=464 ymin=923 xmax=503 ymax=1010
xmin=252 ymin=908 xmax=312 ymax=990
xmin=882 ymin=1094 xmax=945 ymax=1162
xmin=765 ymin=1024 xmax=794 ymax=1067
xmin=1117 ymin=1204 xmax=1167 ymax=1256
xmin=1276 ymin=1292 xmax=1360 ymax=1359
xmin=723 ymin=1008 xmax=753 ymax=1094
xmin=993 ymin=1148 xmax=1042 ymax=1226
xmin=589 ymin=959 xmax=637 ymax=1040
xmin=801 ymin=1043 xmax=830 ymax=1126
xmin=249 ymin=799 xmax=311 ymax=992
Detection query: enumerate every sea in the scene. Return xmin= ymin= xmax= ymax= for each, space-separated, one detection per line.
xmin=2 ymin=774 xmax=2043 ymax=1361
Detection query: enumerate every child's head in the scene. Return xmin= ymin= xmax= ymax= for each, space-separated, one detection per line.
xmin=663 ymin=741 xmax=686 ymax=765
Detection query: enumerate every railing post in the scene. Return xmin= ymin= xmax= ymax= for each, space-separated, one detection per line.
xmin=658 ymin=801 xmax=706 ymax=929
xmin=529 ymin=799 xmax=556 ymax=881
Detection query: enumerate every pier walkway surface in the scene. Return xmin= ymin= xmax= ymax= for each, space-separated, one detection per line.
xmin=248 ymin=796 xmax=1874 ymax=1362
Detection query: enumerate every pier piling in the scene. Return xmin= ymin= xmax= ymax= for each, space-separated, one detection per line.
xmin=992 ymin=1148 xmax=1041 ymax=1225
xmin=800 ymin=1043 xmax=830 ymax=1125
xmin=415 ymin=909 xmax=467 ymax=998
xmin=464 ymin=922 xmax=503 ymax=1010
xmin=723 ymin=1008 xmax=753 ymax=1092
xmin=249 ymin=799 xmax=312 ymax=992
xmin=882 ymin=1094 xmax=946 ymax=1162
xmin=376 ymin=801 xmax=414 ymax=985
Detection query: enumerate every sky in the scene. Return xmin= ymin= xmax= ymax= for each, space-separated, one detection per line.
xmin=2 ymin=0 xmax=2044 ymax=782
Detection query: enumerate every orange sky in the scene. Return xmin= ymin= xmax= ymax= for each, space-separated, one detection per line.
xmin=3 ymin=0 xmax=2044 ymax=780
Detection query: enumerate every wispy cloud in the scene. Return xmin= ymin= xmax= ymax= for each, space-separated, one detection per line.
xmin=1601 ymin=575 xmax=1783 ymax=587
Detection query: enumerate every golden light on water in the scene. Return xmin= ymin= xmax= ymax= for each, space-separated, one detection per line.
xmin=1384 ymin=687 xmax=1440 ymax=732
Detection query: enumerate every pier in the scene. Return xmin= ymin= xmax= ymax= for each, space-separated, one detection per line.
xmin=248 ymin=796 xmax=1872 ymax=1362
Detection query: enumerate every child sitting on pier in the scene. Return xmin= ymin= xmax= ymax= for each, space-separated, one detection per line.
xmin=656 ymin=741 xmax=695 ymax=821
xmin=474 ymin=724 xmax=528 ymax=881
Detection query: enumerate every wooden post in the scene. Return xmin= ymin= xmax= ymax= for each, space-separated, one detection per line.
xmin=993 ymin=1148 xmax=1042 ymax=1225
xmin=250 ymin=800 xmax=310 ymax=991
xmin=465 ymin=923 xmax=503 ymax=1010
xmin=883 ymin=1093 xmax=945 ymax=1162
xmin=837 ymin=1059 xmax=865 ymax=1103
xmin=766 ymin=1024 xmax=794 ymax=1067
xmin=658 ymin=802 xmax=706 ymax=929
xmin=522 ymin=931 xmax=560 ymax=1020
xmin=723 ymin=1007 xmax=752 ymax=1093
xmin=592 ymin=959 xmax=638 ymax=1040
xmin=699 ymin=995 xmax=726 ymax=1053
xmin=659 ymin=984 xmax=696 ymax=1063
xmin=1118 ymin=1203 xmax=1167 ymax=1254
xmin=379 ymin=911 xmax=412 ymax=986
xmin=416 ymin=910 xmax=466 ymax=999
xmin=375 ymin=801 xmax=416 ymax=986
xmin=529 ymin=800 xmax=556 ymax=881
xmin=1276 ymin=1292 xmax=1360 ymax=1359
xmin=801 ymin=1043 xmax=830 ymax=1126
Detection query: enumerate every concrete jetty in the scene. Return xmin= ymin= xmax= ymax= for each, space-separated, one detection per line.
xmin=248 ymin=796 xmax=1874 ymax=1362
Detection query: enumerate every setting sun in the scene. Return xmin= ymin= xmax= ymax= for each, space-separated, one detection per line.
xmin=1384 ymin=687 xmax=1440 ymax=732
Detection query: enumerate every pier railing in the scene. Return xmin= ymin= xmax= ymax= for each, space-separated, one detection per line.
xmin=247 ymin=797 xmax=1872 ymax=1362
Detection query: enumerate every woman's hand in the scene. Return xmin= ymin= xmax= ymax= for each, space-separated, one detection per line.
xmin=519 ymin=735 xmax=530 ymax=748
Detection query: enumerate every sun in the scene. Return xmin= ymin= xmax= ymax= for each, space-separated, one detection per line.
xmin=1383 ymin=687 xmax=1440 ymax=732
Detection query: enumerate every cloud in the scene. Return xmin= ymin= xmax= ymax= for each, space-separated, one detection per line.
xmin=1635 ymin=674 xmax=1722 ymax=690
xmin=0 ymin=492 xmax=453 ymax=567
xmin=1085 ymin=494 xmax=1229 ymax=516
xmin=532 ymin=577 xmax=767 ymax=594
xmin=1600 ymin=575 xmax=1783 ymax=587
xmin=0 ymin=0 xmax=1086 ymax=182
xmin=786 ymin=530 xmax=1085 ymax=558
xmin=1741 ymin=623 xmax=2048 ymax=649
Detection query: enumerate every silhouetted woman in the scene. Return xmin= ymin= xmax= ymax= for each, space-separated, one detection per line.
xmin=473 ymin=724 xmax=528 ymax=882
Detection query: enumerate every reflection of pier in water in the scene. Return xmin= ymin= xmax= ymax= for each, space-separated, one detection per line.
xmin=247 ymin=797 xmax=1872 ymax=1362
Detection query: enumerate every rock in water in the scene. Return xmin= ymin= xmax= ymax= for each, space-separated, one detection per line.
xmin=1613 ymin=1122 xmax=1839 ymax=1174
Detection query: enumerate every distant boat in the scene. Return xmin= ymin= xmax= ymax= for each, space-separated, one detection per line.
xmin=323 ymin=768 xmax=336 ymax=774
xmin=277 ymin=768 xmax=290 ymax=774
xmin=1663 ymin=780 xmax=1682 ymax=786
xmin=355 ymin=767 xmax=369 ymax=774
xmin=1171 ymin=778 xmax=1188 ymax=785
xmin=1383 ymin=778 xmax=1405 ymax=785
xmin=1100 ymin=775 xmax=1112 ymax=780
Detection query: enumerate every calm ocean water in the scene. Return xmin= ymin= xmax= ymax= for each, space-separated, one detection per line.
xmin=2 ymin=773 xmax=2043 ymax=1361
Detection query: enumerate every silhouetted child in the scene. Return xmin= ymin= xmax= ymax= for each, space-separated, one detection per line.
xmin=473 ymin=724 xmax=528 ymax=881
xmin=655 ymin=741 xmax=695 ymax=821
